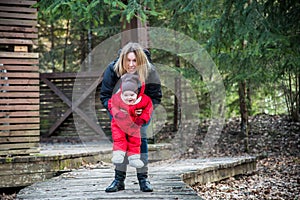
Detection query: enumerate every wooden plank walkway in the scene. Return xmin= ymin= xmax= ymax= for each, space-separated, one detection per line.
xmin=17 ymin=157 xmax=256 ymax=200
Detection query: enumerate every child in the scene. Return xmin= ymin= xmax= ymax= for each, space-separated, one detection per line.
xmin=108 ymin=73 xmax=153 ymax=168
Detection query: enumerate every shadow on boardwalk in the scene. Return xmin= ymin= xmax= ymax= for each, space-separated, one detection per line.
xmin=17 ymin=157 xmax=256 ymax=200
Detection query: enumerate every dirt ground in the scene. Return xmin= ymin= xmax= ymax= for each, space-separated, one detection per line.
xmin=187 ymin=114 xmax=299 ymax=200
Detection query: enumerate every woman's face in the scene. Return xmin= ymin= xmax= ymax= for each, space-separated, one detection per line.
xmin=124 ymin=52 xmax=137 ymax=74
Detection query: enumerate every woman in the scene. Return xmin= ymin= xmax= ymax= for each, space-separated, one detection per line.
xmin=100 ymin=42 xmax=162 ymax=192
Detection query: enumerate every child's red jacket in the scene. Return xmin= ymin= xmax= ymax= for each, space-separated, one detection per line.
xmin=108 ymin=84 xmax=153 ymax=156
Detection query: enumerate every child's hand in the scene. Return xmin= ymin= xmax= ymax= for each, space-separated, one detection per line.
xmin=135 ymin=109 xmax=143 ymax=116
xmin=134 ymin=118 xmax=145 ymax=126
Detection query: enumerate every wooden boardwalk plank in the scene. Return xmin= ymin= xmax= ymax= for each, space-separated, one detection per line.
xmin=17 ymin=156 xmax=257 ymax=200
xmin=17 ymin=163 xmax=202 ymax=200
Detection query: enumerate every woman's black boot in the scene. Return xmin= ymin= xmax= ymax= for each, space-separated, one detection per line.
xmin=105 ymin=170 xmax=126 ymax=192
xmin=137 ymin=172 xmax=153 ymax=192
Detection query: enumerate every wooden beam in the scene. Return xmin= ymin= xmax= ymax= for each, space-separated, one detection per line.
xmin=0 ymin=118 xmax=39 ymax=124
xmin=73 ymin=76 xmax=102 ymax=108
xmin=0 ymin=59 xmax=39 ymax=65
xmin=0 ymin=65 xmax=39 ymax=71
xmin=0 ymin=0 xmax=37 ymax=6
xmin=0 ymin=72 xmax=39 ymax=78
xmin=0 ymin=86 xmax=39 ymax=91
xmin=48 ymin=109 xmax=73 ymax=137
xmin=0 ymin=26 xmax=38 ymax=33
xmin=0 ymin=52 xmax=39 ymax=58
xmin=0 ymin=79 xmax=39 ymax=85
xmin=0 ymin=124 xmax=39 ymax=131
xmin=0 ymin=105 xmax=39 ymax=111
xmin=0 ymin=98 xmax=39 ymax=104
xmin=0 ymin=92 xmax=39 ymax=98
xmin=0 ymin=39 xmax=35 ymax=45
xmin=0 ymin=137 xmax=39 ymax=144
xmin=0 ymin=32 xmax=38 ymax=39
xmin=73 ymin=106 xmax=105 ymax=137
xmin=0 ymin=111 xmax=39 ymax=117
xmin=0 ymin=19 xmax=37 ymax=26
xmin=0 ymin=12 xmax=37 ymax=19
xmin=0 ymin=130 xmax=39 ymax=137
xmin=40 ymin=77 xmax=72 ymax=107
xmin=0 ymin=142 xmax=39 ymax=150
xmin=0 ymin=6 xmax=36 ymax=13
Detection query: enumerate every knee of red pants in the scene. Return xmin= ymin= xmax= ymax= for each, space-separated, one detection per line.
xmin=127 ymin=133 xmax=141 ymax=156
xmin=111 ymin=123 xmax=128 ymax=152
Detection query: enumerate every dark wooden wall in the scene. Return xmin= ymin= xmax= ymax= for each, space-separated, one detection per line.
xmin=0 ymin=0 xmax=39 ymax=156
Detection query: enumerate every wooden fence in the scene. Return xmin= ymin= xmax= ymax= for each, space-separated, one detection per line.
xmin=40 ymin=72 xmax=110 ymax=142
xmin=39 ymin=72 xmax=176 ymax=143
xmin=0 ymin=0 xmax=39 ymax=156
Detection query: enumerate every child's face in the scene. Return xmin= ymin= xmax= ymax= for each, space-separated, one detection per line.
xmin=122 ymin=90 xmax=137 ymax=105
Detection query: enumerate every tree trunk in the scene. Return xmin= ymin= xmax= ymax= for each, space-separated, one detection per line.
xmin=296 ymin=71 xmax=300 ymax=122
xmin=80 ymin=30 xmax=86 ymax=66
xmin=238 ymin=80 xmax=249 ymax=152
xmin=174 ymin=56 xmax=181 ymax=131
xmin=294 ymin=72 xmax=300 ymax=121
xmin=63 ymin=20 xmax=70 ymax=72
xmin=50 ymin=22 xmax=55 ymax=72
xmin=247 ymin=83 xmax=252 ymax=116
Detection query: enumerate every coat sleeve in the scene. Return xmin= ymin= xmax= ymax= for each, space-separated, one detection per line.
xmin=145 ymin=66 xmax=162 ymax=107
xmin=138 ymin=95 xmax=153 ymax=123
xmin=100 ymin=60 xmax=119 ymax=110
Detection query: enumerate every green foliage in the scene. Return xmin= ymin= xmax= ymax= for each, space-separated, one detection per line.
xmin=35 ymin=0 xmax=299 ymax=120
xmin=205 ymin=0 xmax=300 ymax=120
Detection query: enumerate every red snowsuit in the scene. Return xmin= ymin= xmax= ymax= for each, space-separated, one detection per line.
xmin=108 ymin=84 xmax=153 ymax=156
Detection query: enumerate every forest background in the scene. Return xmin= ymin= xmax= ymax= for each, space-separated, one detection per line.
xmin=35 ymin=0 xmax=299 ymax=134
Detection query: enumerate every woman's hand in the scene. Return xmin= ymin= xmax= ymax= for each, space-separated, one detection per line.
xmin=135 ymin=108 xmax=142 ymax=116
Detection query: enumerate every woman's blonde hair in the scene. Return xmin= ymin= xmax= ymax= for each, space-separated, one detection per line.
xmin=114 ymin=42 xmax=151 ymax=83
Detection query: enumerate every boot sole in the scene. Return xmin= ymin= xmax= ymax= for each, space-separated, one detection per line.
xmin=105 ymin=187 xmax=125 ymax=193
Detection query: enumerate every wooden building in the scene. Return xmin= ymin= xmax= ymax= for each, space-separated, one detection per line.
xmin=0 ymin=0 xmax=39 ymax=156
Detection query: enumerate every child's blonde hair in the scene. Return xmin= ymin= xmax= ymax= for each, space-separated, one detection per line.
xmin=114 ymin=42 xmax=151 ymax=83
